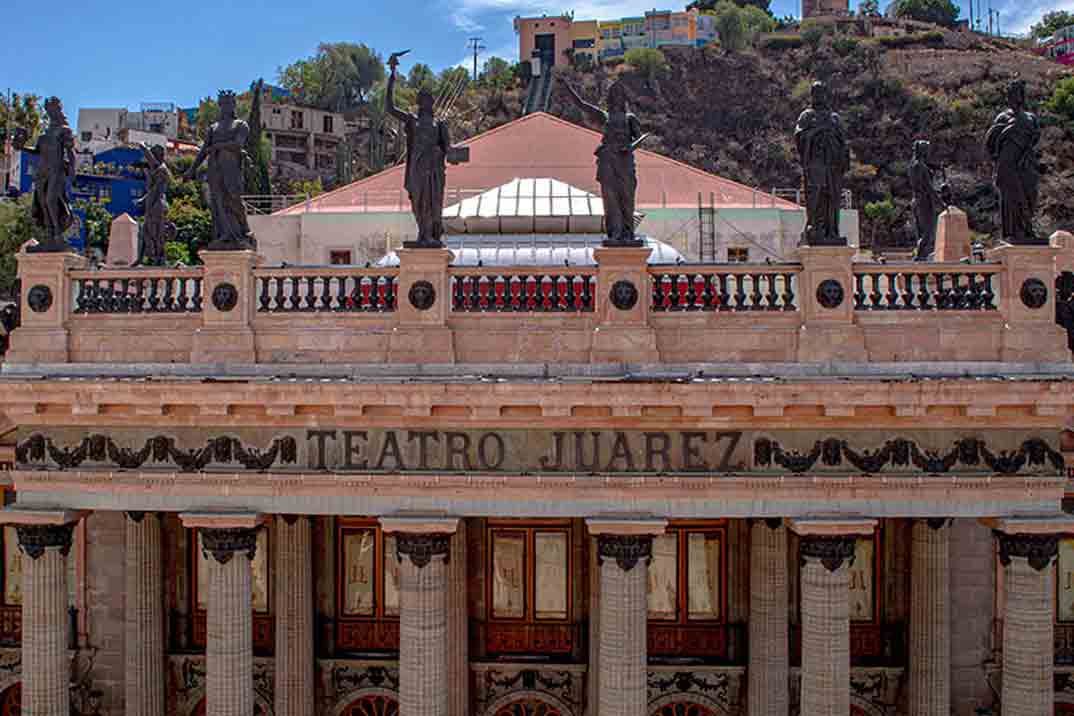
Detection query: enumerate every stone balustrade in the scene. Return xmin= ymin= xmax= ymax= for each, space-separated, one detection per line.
xmin=5 ymin=237 xmax=1074 ymax=366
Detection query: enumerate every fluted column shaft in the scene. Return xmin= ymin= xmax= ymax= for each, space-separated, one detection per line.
xmin=19 ymin=523 xmax=74 ymax=716
xmin=998 ymin=533 xmax=1058 ymax=716
xmin=275 ymin=516 xmax=314 ymax=716
xmin=125 ymin=512 xmax=164 ymax=716
xmin=909 ymin=520 xmax=950 ymax=716
xmin=596 ymin=535 xmax=651 ymax=716
xmin=202 ymin=527 xmax=258 ymax=716
xmin=749 ymin=520 xmax=788 ymax=716
xmin=397 ymin=533 xmax=451 ymax=716
xmin=447 ymin=523 xmax=469 ymax=716
xmin=799 ymin=536 xmax=855 ymax=716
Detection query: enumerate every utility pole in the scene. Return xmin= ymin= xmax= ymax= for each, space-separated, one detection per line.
xmin=988 ymin=0 xmax=993 ymax=34
xmin=3 ymin=88 xmax=10 ymax=193
xmin=467 ymin=37 xmax=486 ymax=81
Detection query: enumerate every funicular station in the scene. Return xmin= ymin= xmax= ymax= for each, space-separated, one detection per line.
xmin=2 ymin=80 xmax=1074 ymax=716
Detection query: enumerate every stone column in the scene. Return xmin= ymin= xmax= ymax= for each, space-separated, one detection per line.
xmin=749 ymin=519 xmax=788 ymax=716
xmin=381 ymin=515 xmax=459 ymax=716
xmin=125 ymin=512 xmax=165 ymax=716
xmin=797 ymin=534 xmax=855 ymax=716
xmin=446 ymin=522 xmax=469 ymax=716
xmin=908 ymin=519 xmax=950 ymax=716
xmin=997 ymin=531 xmax=1059 ymax=716
xmin=275 ymin=516 xmax=314 ymax=716
xmin=18 ymin=522 xmax=76 ymax=716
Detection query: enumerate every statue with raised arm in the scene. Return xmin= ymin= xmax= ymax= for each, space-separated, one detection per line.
xmin=910 ymin=140 xmax=943 ymax=261
xmin=184 ymin=90 xmax=253 ymax=250
xmin=21 ymin=97 xmax=76 ymax=252
xmin=135 ymin=143 xmax=174 ymax=266
xmin=564 ymin=81 xmax=646 ymax=247
xmin=985 ymin=79 xmax=1041 ymax=245
xmin=795 ymin=81 xmax=850 ymax=247
xmin=387 ymin=50 xmax=455 ymax=248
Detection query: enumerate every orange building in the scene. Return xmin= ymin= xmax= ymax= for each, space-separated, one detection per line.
xmin=514 ymin=14 xmax=574 ymax=69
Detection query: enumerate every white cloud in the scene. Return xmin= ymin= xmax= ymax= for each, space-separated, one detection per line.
xmin=990 ymin=0 xmax=1074 ymax=34
xmin=444 ymin=0 xmax=669 ymax=35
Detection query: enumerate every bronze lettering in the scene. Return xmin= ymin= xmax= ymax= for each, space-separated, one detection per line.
xmin=478 ymin=433 xmax=505 ymax=470
xmin=539 ymin=432 xmax=567 ymax=471
xmin=574 ymin=431 xmax=602 ymax=472
xmin=444 ymin=432 xmax=474 ymax=471
xmin=681 ymin=432 xmax=709 ymax=471
xmin=342 ymin=431 xmax=369 ymax=470
xmin=375 ymin=432 xmax=406 ymax=470
xmin=408 ymin=431 xmax=440 ymax=470
xmin=307 ymin=430 xmax=337 ymax=470
xmin=644 ymin=432 xmax=671 ymax=472
xmin=605 ymin=432 xmax=635 ymax=472
xmin=715 ymin=431 xmax=743 ymax=471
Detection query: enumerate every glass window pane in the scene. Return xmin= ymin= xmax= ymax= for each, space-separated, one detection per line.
xmin=67 ymin=527 xmax=78 ymax=609
xmin=342 ymin=530 xmax=377 ymax=616
xmin=196 ymin=533 xmax=208 ymax=611
xmin=849 ymin=537 xmax=875 ymax=622
xmin=687 ymin=533 xmax=721 ymax=620
xmin=4 ymin=527 xmax=21 ymax=606
xmin=492 ymin=531 xmax=526 ymax=619
xmin=1059 ymin=538 xmax=1074 ymax=622
xmin=252 ymin=529 xmax=269 ymax=613
xmin=535 ymin=532 xmax=568 ymax=620
xmin=648 ymin=534 xmax=678 ymax=619
xmin=384 ymin=534 xmax=401 ymax=617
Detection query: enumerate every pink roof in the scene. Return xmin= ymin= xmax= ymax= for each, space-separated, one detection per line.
xmin=277 ymin=112 xmax=800 ymax=215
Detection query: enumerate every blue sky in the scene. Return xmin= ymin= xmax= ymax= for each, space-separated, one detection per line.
xmin=0 ymin=0 xmax=1066 ymax=117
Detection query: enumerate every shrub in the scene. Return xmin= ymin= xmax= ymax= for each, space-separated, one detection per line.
xmin=759 ymin=34 xmax=803 ymax=50
xmin=624 ymin=48 xmax=668 ymax=80
xmin=1047 ymin=76 xmax=1074 ymax=123
xmin=832 ymin=36 xmax=860 ymax=56
xmin=712 ymin=1 xmax=748 ymax=52
xmin=892 ymin=0 xmax=959 ymax=26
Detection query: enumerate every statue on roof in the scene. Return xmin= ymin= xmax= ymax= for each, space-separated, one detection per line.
xmin=910 ymin=140 xmax=943 ymax=261
xmin=387 ymin=50 xmax=466 ymax=249
xmin=564 ymin=80 xmax=647 ymax=248
xmin=135 ymin=143 xmax=174 ymax=266
xmin=985 ymin=79 xmax=1041 ymax=245
xmin=795 ymin=81 xmax=849 ymax=247
xmin=20 ymin=97 xmax=76 ymax=253
xmin=184 ymin=90 xmax=255 ymax=251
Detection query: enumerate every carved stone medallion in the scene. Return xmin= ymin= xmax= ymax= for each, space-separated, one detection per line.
xmin=596 ymin=534 xmax=653 ymax=572
xmin=995 ymin=531 xmax=1059 ymax=571
xmin=211 ymin=282 xmax=239 ymax=312
xmin=395 ymin=532 xmax=451 ymax=568
xmin=200 ymin=526 xmax=260 ymax=565
xmin=15 ymin=523 xmax=74 ymax=560
xmin=816 ymin=279 xmax=845 ymax=309
xmin=408 ymin=280 xmax=436 ymax=311
xmin=27 ymin=285 xmax=53 ymax=313
xmin=799 ymin=534 xmax=857 ymax=572
xmin=1020 ymin=278 xmax=1048 ymax=309
xmin=609 ymin=280 xmax=639 ymax=311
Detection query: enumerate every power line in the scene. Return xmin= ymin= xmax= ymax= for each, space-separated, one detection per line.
xmin=467 ymin=37 xmax=486 ymax=81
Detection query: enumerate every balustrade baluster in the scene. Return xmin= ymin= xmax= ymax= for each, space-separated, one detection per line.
xmin=74 ymin=280 xmax=89 ymax=313
xmin=570 ymin=276 xmax=583 ymax=311
xmin=191 ymin=278 xmax=203 ymax=312
xmin=478 ymin=276 xmax=491 ymax=311
xmin=556 ymin=276 xmax=569 ymax=311
xmin=747 ymin=273 xmax=762 ymax=310
xmin=132 ymin=279 xmax=145 ymax=313
xmin=257 ymin=277 xmax=269 ymax=312
xmin=983 ymin=273 xmax=996 ymax=309
xmin=539 ymin=275 xmax=553 ymax=311
xmin=916 ymin=273 xmax=931 ymax=310
xmin=900 ymin=274 xmax=915 ymax=310
xmin=868 ymin=275 xmax=882 ymax=310
xmin=733 ymin=274 xmax=747 ymax=310
xmin=885 ymin=274 xmax=899 ymax=310
xmin=358 ymin=277 xmax=372 ymax=311
xmin=146 ymin=278 xmax=159 ymax=313
xmin=650 ymin=275 xmax=665 ymax=311
xmin=717 ymin=274 xmax=731 ymax=311
xmin=933 ymin=273 xmax=948 ymax=310
xmin=674 ymin=274 xmax=689 ymax=311
xmin=782 ymin=273 xmax=796 ymax=311
xmin=509 ymin=276 xmax=522 ymax=311
xmin=764 ymin=274 xmax=780 ymax=311
xmin=176 ymin=277 xmax=189 ymax=312
xmin=320 ymin=277 xmax=333 ymax=310
xmin=270 ymin=277 xmax=283 ymax=312
xmin=162 ymin=278 xmax=176 ymax=312
xmin=854 ymin=274 xmax=866 ymax=310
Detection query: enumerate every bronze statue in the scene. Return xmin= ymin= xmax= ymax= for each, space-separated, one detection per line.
xmin=795 ymin=81 xmax=849 ymax=247
xmin=135 ymin=143 xmax=173 ymax=266
xmin=22 ymin=97 xmax=76 ymax=252
xmin=985 ymin=80 xmax=1041 ymax=245
xmin=910 ymin=140 xmax=943 ymax=261
xmin=185 ymin=90 xmax=254 ymax=250
xmin=565 ymin=81 xmax=646 ymax=247
xmin=387 ymin=50 xmax=455 ymax=248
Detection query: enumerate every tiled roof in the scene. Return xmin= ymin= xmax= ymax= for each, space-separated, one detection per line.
xmin=276 ymin=112 xmax=800 ymax=215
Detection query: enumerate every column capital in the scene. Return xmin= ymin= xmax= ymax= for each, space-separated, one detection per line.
xmin=922 ymin=518 xmax=952 ymax=530
xmin=995 ymin=531 xmax=1059 ymax=572
xmin=596 ymin=534 xmax=653 ymax=573
xmin=16 ymin=523 xmax=74 ymax=560
xmin=396 ymin=532 xmax=451 ymax=569
xmin=748 ymin=518 xmax=784 ymax=530
xmin=799 ymin=534 xmax=857 ymax=573
xmin=200 ymin=526 xmax=261 ymax=565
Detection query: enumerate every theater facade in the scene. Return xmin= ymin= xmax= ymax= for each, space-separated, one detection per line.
xmin=2 ymin=236 xmax=1074 ymax=716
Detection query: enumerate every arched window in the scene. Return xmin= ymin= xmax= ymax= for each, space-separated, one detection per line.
xmin=493 ymin=696 xmax=565 ymax=716
xmin=340 ymin=693 xmax=399 ymax=716
xmin=651 ymin=702 xmax=718 ymax=716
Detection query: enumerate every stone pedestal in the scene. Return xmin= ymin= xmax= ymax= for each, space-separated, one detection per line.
xmin=18 ymin=523 xmax=75 ymax=716
xmin=934 ymin=208 xmax=971 ymax=262
xmin=592 ymin=247 xmax=658 ymax=363
xmin=990 ymin=245 xmax=1068 ymax=362
xmin=192 ymin=250 xmax=259 ymax=363
xmin=997 ymin=532 xmax=1059 ymax=716
xmin=106 ymin=213 xmax=140 ymax=266
xmin=275 ymin=516 xmax=314 ymax=716
xmin=390 ymin=248 xmax=456 ymax=364
xmin=794 ymin=246 xmax=866 ymax=363
xmin=125 ymin=512 xmax=164 ymax=716
xmin=749 ymin=519 xmax=789 ymax=716
xmin=6 ymin=250 xmax=87 ymax=364
xmin=908 ymin=519 xmax=950 ymax=716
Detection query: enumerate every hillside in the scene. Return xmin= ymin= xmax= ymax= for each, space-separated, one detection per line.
xmin=447 ymin=30 xmax=1074 ymax=247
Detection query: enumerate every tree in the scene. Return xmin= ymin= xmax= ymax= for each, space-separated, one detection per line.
xmin=1047 ymin=76 xmax=1074 ymax=123
xmin=859 ymin=0 xmax=881 ymax=15
xmin=437 ymin=66 xmax=471 ymax=97
xmin=863 ymin=197 xmax=898 ymax=246
xmin=624 ymin=48 xmax=668 ymax=80
xmin=168 ymin=198 xmax=212 ymax=261
xmin=740 ymin=5 xmax=778 ymax=35
xmin=278 ymin=43 xmax=385 ymax=112
xmin=0 ymin=196 xmax=33 ymax=298
xmin=407 ymin=64 xmax=436 ymax=92
xmin=892 ymin=0 xmax=959 ymax=27
xmin=690 ymin=0 xmax=771 ymax=14
xmin=712 ymin=1 xmax=748 ymax=52
xmin=74 ymin=199 xmax=113 ymax=254
xmin=194 ymin=97 xmax=219 ymax=141
xmin=479 ymin=57 xmax=515 ymax=91
xmin=0 ymin=94 xmax=42 ymax=154
xmin=1030 ymin=10 xmax=1074 ymax=39
xmin=244 ymin=79 xmax=272 ymax=196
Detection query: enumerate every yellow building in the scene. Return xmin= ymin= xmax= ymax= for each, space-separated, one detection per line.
xmin=598 ymin=19 xmax=624 ymax=60
xmin=569 ymin=19 xmax=600 ymax=64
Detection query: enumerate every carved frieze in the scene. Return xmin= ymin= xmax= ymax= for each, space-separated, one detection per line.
xmin=473 ymin=666 xmax=584 ymax=716
xmin=647 ymin=670 xmax=736 ymax=707
xmin=596 ymin=535 xmax=653 ymax=572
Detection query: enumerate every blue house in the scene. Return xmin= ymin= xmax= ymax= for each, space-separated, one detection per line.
xmin=17 ymin=146 xmax=147 ymax=253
